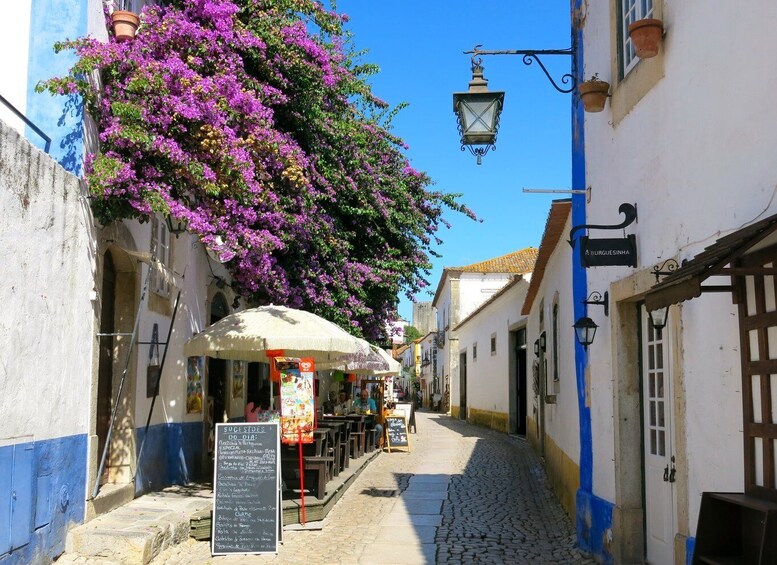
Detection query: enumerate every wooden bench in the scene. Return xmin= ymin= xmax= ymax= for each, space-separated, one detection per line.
xmin=281 ymin=455 xmax=334 ymax=499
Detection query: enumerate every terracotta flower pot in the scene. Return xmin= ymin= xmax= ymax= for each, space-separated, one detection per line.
xmin=628 ymin=18 xmax=664 ymax=59
xmin=111 ymin=10 xmax=140 ymax=42
xmin=578 ymin=80 xmax=610 ymax=113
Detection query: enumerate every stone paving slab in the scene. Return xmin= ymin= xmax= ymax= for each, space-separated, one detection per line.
xmin=363 ymin=542 xmax=436 ymax=564
xmin=407 ymin=474 xmax=450 ymax=483
xmin=379 ymin=512 xmax=442 ymax=527
xmin=399 ymin=498 xmax=443 ymax=515
xmin=374 ymin=524 xmax=436 ymax=544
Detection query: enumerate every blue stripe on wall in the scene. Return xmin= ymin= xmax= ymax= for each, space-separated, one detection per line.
xmin=26 ymin=0 xmax=86 ymax=174
xmin=0 ymin=434 xmax=87 ymax=565
xmin=571 ymin=0 xmax=614 ymax=561
xmin=686 ymin=536 xmax=696 ymax=565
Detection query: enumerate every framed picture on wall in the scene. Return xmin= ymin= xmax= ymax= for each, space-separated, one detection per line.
xmin=232 ymin=360 xmax=245 ymax=400
xmin=186 ymin=356 xmax=205 ymax=414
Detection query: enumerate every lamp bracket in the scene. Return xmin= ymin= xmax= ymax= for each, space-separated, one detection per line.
xmin=464 ymin=45 xmax=576 ymax=93
xmin=652 ymin=258 xmax=682 ymax=283
xmin=568 ymin=203 xmax=638 ymax=248
xmin=582 ymin=290 xmax=609 ymax=316
xmin=462 ymin=144 xmax=493 ymax=165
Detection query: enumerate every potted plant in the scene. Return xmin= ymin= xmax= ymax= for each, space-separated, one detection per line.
xmin=628 ymin=18 xmax=664 ymax=59
xmin=111 ymin=9 xmax=140 ymax=42
xmin=578 ymin=74 xmax=610 ymax=113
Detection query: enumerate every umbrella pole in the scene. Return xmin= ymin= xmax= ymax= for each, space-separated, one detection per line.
xmin=298 ymin=429 xmax=306 ymax=525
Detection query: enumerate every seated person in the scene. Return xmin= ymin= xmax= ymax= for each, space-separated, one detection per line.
xmin=246 ymin=385 xmax=277 ymax=422
xmin=334 ymin=390 xmax=350 ymax=415
xmin=322 ymin=391 xmax=337 ymax=414
xmin=352 ymin=388 xmax=383 ymax=448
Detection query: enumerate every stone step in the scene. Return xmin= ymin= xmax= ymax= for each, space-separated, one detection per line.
xmin=59 ymin=485 xmax=213 ymax=564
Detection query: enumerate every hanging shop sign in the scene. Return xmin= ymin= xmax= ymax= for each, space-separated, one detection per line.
xmin=580 ymin=235 xmax=637 ymax=267
xmin=276 ymin=357 xmax=315 ymax=444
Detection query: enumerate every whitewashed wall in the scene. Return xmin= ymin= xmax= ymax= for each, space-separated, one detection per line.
xmin=459 ymin=273 xmax=515 ymax=320
xmin=0 ymin=119 xmax=95 ymax=441
xmin=524 ymin=214 xmax=579 ymax=463
xmin=535 ymin=218 xmax=579 ymax=463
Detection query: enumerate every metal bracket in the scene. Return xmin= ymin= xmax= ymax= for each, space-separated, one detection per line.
xmin=568 ymin=203 xmax=638 ymax=248
xmin=652 ymin=258 xmax=681 ymax=283
xmin=464 ymin=45 xmax=577 ymax=93
xmin=582 ymin=291 xmax=609 ymax=316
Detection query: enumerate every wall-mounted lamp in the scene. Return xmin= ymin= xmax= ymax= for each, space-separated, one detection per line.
xmin=453 ymin=44 xmax=575 ymax=164
xmin=166 ymin=215 xmax=188 ymax=238
xmin=539 ymin=331 xmax=547 ymax=351
xmin=649 ymin=307 xmax=669 ymax=331
xmin=232 ymin=296 xmax=240 ymax=310
xmin=582 ymin=291 xmax=609 ymax=316
xmin=651 ymin=258 xmax=681 ymax=283
xmin=533 ymin=339 xmax=540 ymax=358
xmin=573 ymin=316 xmax=598 ymax=350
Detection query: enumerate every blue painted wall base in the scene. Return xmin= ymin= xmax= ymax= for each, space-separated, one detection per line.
xmin=576 ymin=488 xmax=614 ymax=564
xmin=0 ymin=435 xmax=87 ymax=565
xmin=135 ymin=422 xmax=204 ymax=496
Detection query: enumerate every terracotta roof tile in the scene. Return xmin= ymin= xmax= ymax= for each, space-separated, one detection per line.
xmin=455 ymin=247 xmax=538 ymax=274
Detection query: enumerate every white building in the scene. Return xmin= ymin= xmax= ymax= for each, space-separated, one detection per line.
xmin=432 ymin=248 xmax=537 ymax=419
xmin=566 ymin=1 xmax=777 ymax=563
xmin=0 ymin=2 xmax=259 ymax=562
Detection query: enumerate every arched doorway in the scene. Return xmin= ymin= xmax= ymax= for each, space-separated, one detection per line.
xmin=94 ymin=245 xmax=139 ymax=490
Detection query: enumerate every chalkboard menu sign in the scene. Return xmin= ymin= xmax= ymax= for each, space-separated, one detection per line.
xmin=212 ymin=422 xmax=281 ymax=555
xmin=385 ymin=415 xmax=410 ymax=452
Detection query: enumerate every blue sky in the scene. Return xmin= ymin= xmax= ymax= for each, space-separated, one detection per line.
xmin=335 ymin=1 xmax=573 ymax=323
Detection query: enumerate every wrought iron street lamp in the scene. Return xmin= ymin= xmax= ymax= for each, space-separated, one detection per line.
xmin=573 ymin=316 xmax=598 ymax=350
xmin=452 ymin=61 xmax=504 ymax=165
xmin=453 ymin=44 xmax=576 ymax=164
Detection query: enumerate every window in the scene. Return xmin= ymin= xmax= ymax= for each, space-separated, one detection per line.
xmin=620 ymin=0 xmax=654 ymax=77
xmin=552 ymin=303 xmax=560 ymax=382
xmin=473 ymin=343 xmax=478 ymax=361
xmin=490 ymin=333 xmax=497 ymax=355
xmin=150 ymin=215 xmax=171 ymax=297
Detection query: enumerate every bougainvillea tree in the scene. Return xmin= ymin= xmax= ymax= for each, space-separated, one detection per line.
xmin=38 ymin=0 xmax=475 ymax=339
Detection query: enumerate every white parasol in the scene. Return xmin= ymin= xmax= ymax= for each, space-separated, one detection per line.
xmin=318 ymin=342 xmax=401 ymax=375
xmin=372 ymin=346 xmax=402 ymax=376
xmin=183 ymin=305 xmax=369 ymax=363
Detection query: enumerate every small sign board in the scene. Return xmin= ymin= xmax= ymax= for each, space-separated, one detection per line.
xmin=580 ymin=235 xmax=637 ymax=267
xmin=385 ymin=415 xmax=410 ymax=453
xmin=394 ymin=402 xmax=416 ymax=433
xmin=212 ymin=422 xmax=281 ymax=555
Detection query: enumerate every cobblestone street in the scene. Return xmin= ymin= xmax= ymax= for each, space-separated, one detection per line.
xmin=151 ymin=411 xmax=594 ymax=564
